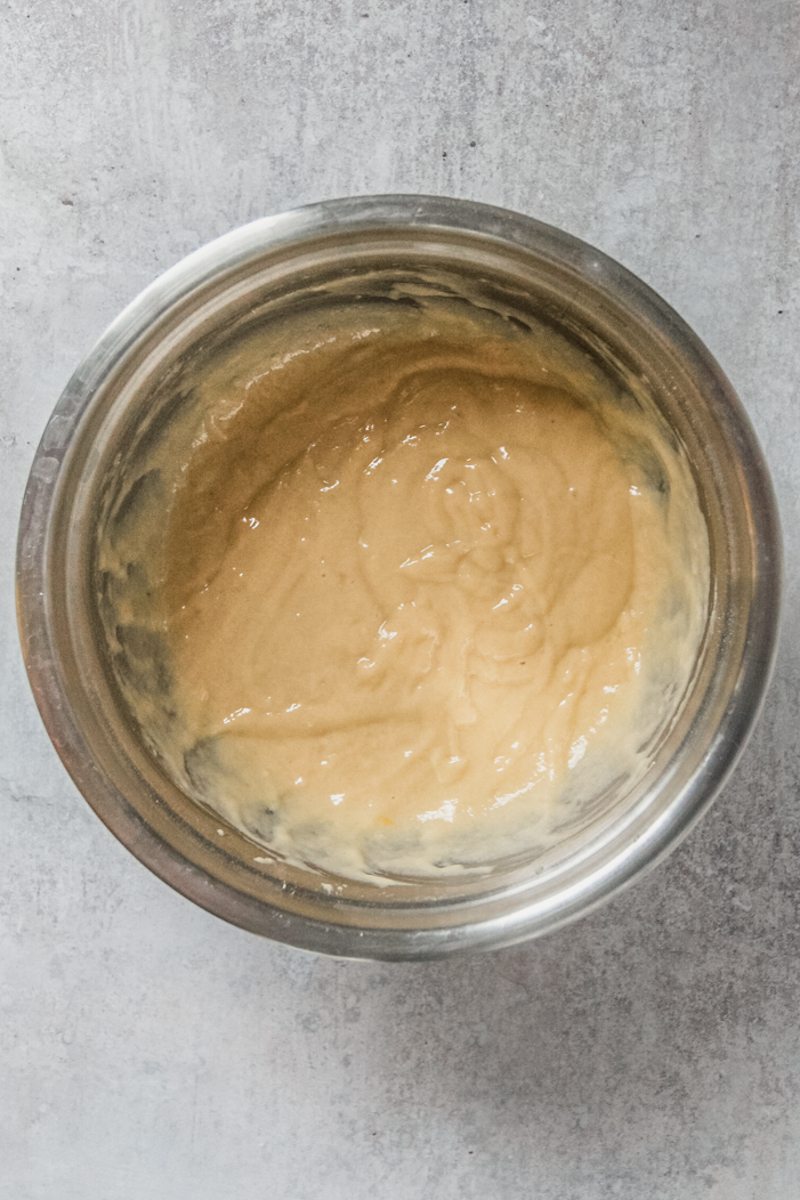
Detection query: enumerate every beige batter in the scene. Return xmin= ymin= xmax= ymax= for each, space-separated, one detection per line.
xmin=98 ymin=295 xmax=709 ymax=880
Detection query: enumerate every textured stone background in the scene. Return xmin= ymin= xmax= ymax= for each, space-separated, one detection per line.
xmin=2 ymin=1 xmax=799 ymax=1197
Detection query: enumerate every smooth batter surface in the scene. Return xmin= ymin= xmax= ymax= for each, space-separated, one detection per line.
xmin=99 ymin=296 xmax=709 ymax=880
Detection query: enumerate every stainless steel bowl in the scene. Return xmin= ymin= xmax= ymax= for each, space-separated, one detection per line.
xmin=16 ymin=196 xmax=781 ymax=959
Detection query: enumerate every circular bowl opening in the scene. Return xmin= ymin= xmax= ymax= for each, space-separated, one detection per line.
xmin=17 ymin=196 xmax=781 ymax=958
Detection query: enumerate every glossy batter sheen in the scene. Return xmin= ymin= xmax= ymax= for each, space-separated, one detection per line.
xmin=100 ymin=297 xmax=709 ymax=880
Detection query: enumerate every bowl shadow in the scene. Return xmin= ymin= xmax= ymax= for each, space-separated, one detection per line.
xmin=346 ymin=660 xmax=800 ymax=1195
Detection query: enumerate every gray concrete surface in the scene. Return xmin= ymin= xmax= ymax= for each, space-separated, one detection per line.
xmin=2 ymin=1 xmax=799 ymax=1196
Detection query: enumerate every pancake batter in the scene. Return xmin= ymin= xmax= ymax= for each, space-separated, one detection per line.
xmin=98 ymin=295 xmax=709 ymax=880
